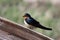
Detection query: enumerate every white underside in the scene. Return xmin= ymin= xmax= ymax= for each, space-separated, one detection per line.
xmin=24 ymin=20 xmax=31 ymax=28
xmin=24 ymin=20 xmax=29 ymax=25
xmin=24 ymin=20 xmax=35 ymax=29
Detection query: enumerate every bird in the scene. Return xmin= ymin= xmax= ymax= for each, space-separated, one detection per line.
xmin=23 ymin=13 xmax=52 ymax=30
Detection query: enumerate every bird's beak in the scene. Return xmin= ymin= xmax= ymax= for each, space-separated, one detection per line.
xmin=23 ymin=15 xmax=25 ymax=17
xmin=23 ymin=15 xmax=24 ymax=17
xmin=23 ymin=16 xmax=28 ymax=19
xmin=23 ymin=15 xmax=27 ymax=17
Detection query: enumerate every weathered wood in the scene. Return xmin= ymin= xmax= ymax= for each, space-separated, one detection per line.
xmin=0 ymin=30 xmax=23 ymax=40
xmin=0 ymin=17 xmax=54 ymax=40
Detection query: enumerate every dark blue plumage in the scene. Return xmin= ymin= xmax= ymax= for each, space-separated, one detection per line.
xmin=23 ymin=13 xmax=52 ymax=30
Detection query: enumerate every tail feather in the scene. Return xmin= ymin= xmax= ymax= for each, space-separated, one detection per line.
xmin=39 ymin=26 xmax=52 ymax=30
xmin=37 ymin=24 xmax=52 ymax=30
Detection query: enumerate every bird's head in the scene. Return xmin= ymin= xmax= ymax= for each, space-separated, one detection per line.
xmin=23 ymin=13 xmax=31 ymax=19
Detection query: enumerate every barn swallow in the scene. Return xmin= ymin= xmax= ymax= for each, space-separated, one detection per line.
xmin=23 ymin=13 xmax=52 ymax=30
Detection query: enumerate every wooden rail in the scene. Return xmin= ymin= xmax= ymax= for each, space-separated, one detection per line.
xmin=0 ymin=17 xmax=54 ymax=40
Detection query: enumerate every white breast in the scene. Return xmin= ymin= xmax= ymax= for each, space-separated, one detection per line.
xmin=24 ymin=20 xmax=34 ymax=29
xmin=24 ymin=20 xmax=29 ymax=25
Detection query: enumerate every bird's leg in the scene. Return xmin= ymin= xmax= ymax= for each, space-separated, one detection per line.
xmin=28 ymin=25 xmax=36 ymax=30
xmin=24 ymin=24 xmax=36 ymax=30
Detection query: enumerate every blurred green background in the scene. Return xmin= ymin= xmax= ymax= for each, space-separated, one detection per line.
xmin=0 ymin=0 xmax=60 ymax=40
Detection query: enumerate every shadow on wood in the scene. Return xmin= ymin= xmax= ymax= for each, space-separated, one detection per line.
xmin=0 ymin=17 xmax=53 ymax=40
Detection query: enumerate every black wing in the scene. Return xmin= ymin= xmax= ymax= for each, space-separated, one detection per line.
xmin=25 ymin=18 xmax=39 ymax=26
xmin=26 ymin=18 xmax=52 ymax=30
